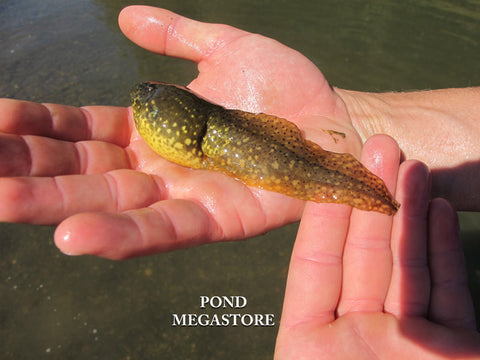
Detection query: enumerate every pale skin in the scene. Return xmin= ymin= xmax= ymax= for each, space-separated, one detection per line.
xmin=0 ymin=5 xmax=479 ymax=358
xmin=276 ymin=136 xmax=480 ymax=359
xmin=0 ymin=6 xmax=366 ymax=258
xmin=339 ymin=88 xmax=480 ymax=211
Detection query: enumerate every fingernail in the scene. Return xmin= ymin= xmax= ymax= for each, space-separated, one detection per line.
xmin=54 ymin=230 xmax=81 ymax=256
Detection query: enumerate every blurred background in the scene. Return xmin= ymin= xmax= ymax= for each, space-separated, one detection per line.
xmin=1 ymin=0 xmax=479 ymax=358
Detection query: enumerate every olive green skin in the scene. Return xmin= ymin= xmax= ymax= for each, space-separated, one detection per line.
xmin=131 ymin=81 xmax=399 ymax=215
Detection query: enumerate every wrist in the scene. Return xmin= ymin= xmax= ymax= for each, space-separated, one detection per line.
xmin=334 ymin=88 xmax=394 ymax=144
xmin=336 ymin=86 xmax=480 ymax=211
xmin=336 ymin=87 xmax=480 ymax=168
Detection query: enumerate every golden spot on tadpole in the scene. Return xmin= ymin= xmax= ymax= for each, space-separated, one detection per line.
xmin=131 ymin=81 xmax=400 ymax=215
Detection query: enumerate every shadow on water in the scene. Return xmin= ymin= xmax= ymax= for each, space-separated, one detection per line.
xmin=1 ymin=0 xmax=480 ymax=358
xmin=460 ymin=213 xmax=480 ymax=330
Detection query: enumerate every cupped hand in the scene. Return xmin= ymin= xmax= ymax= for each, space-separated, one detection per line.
xmin=275 ymin=135 xmax=480 ymax=359
xmin=0 ymin=6 xmax=362 ymax=259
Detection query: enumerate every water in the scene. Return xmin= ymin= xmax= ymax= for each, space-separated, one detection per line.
xmin=1 ymin=0 xmax=479 ymax=358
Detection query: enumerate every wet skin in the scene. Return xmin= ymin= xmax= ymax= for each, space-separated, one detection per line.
xmin=131 ymin=82 xmax=399 ymax=215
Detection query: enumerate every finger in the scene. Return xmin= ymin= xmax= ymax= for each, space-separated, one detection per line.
xmin=54 ymin=198 xmax=223 ymax=259
xmin=279 ymin=202 xmax=351 ymax=328
xmin=0 ymin=169 xmax=162 ymax=224
xmin=384 ymin=160 xmax=431 ymax=317
xmin=428 ymin=198 xmax=477 ymax=330
xmin=118 ymin=6 xmax=248 ymax=63
xmin=0 ymin=99 xmax=130 ymax=145
xmin=337 ymin=135 xmax=400 ymax=315
xmin=0 ymin=134 xmax=130 ymax=177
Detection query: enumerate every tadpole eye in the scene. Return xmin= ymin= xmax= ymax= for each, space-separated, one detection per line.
xmin=146 ymin=83 xmax=155 ymax=92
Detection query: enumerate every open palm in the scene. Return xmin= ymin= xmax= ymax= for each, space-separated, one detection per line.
xmin=275 ymin=136 xmax=480 ymax=359
xmin=0 ymin=6 xmax=362 ymax=259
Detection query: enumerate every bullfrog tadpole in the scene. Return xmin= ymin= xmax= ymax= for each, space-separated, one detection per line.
xmin=131 ymin=81 xmax=399 ymax=215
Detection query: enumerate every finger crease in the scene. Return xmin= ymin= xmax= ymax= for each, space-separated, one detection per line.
xmin=188 ymin=198 xmax=224 ymax=242
xmin=432 ymin=278 xmax=469 ymax=289
xmin=295 ymin=251 xmax=342 ymax=266
xmin=52 ymin=176 xmax=67 ymax=216
xmin=103 ymin=172 xmax=120 ymax=212
xmin=149 ymin=174 xmax=167 ymax=203
xmin=149 ymin=206 xmax=179 ymax=245
xmin=233 ymin=205 xmax=246 ymax=240
xmin=348 ymin=240 xmax=390 ymax=251
xmin=20 ymin=136 xmax=33 ymax=176
xmin=74 ymin=142 xmax=87 ymax=174
xmin=350 ymin=322 xmax=381 ymax=360
xmin=246 ymin=187 xmax=267 ymax=226
xmin=286 ymin=312 xmax=335 ymax=330
xmin=78 ymin=107 xmax=94 ymax=140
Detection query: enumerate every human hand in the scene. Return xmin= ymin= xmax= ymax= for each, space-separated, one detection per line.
xmin=337 ymin=87 xmax=480 ymax=212
xmin=119 ymin=6 xmax=363 ymax=155
xmin=275 ymin=135 xmax=480 ymax=359
xmin=0 ymin=6 xmax=365 ymax=259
